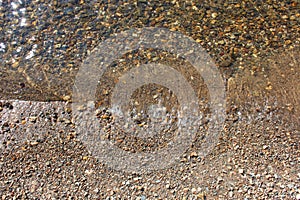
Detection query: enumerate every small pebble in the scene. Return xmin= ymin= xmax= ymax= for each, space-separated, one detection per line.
xmin=211 ymin=13 xmax=218 ymax=18
xmin=29 ymin=116 xmax=37 ymax=122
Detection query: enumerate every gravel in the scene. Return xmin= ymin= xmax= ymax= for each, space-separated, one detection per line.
xmin=0 ymin=0 xmax=299 ymax=199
